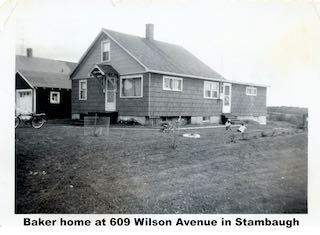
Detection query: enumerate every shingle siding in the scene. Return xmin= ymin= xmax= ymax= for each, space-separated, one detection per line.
xmin=231 ymin=84 xmax=267 ymax=116
xmin=71 ymin=33 xmax=145 ymax=79
xmin=71 ymin=78 xmax=105 ymax=114
xmin=117 ymin=73 xmax=149 ymax=116
xmin=149 ymin=73 xmax=222 ymax=117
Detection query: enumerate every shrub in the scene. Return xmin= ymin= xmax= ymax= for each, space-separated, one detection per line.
xmin=260 ymin=131 xmax=268 ymax=137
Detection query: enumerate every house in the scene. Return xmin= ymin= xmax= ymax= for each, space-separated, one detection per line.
xmin=70 ymin=24 xmax=267 ymax=125
xmin=16 ymin=49 xmax=76 ymax=119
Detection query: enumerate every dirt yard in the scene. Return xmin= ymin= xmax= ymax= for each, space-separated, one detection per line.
xmin=15 ymin=121 xmax=307 ymax=214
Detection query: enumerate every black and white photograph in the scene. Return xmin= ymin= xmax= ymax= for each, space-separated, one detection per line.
xmin=1 ymin=0 xmax=320 ymax=229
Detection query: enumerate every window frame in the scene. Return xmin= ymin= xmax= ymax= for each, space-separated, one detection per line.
xmin=79 ymin=80 xmax=87 ymax=101
xmin=50 ymin=91 xmax=60 ymax=104
xmin=246 ymin=86 xmax=257 ymax=96
xmin=101 ymin=40 xmax=111 ymax=62
xmin=162 ymin=76 xmax=183 ymax=92
xmin=120 ymin=74 xmax=144 ymax=98
xmin=203 ymin=81 xmax=219 ymax=99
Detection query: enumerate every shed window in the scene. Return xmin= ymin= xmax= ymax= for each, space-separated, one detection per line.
xmin=50 ymin=91 xmax=60 ymax=104
xmin=204 ymin=81 xmax=219 ymax=99
xmin=246 ymin=87 xmax=257 ymax=96
xmin=120 ymin=75 xmax=143 ymax=98
xmin=101 ymin=40 xmax=110 ymax=62
xmin=79 ymin=80 xmax=87 ymax=100
xmin=163 ymin=76 xmax=183 ymax=91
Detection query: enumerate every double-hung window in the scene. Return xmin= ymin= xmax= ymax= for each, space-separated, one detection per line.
xmin=79 ymin=80 xmax=87 ymax=100
xmin=246 ymin=87 xmax=257 ymax=96
xmin=163 ymin=76 xmax=183 ymax=91
xmin=101 ymin=40 xmax=110 ymax=62
xmin=204 ymin=81 xmax=219 ymax=99
xmin=120 ymin=75 xmax=143 ymax=98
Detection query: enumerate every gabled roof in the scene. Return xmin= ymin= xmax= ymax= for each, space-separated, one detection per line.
xmin=16 ymin=55 xmax=76 ymax=89
xmin=71 ymin=28 xmax=225 ymax=80
xmin=102 ymin=28 xmax=225 ymax=80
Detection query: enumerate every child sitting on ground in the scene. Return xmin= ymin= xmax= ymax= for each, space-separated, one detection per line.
xmin=225 ymin=119 xmax=232 ymax=130
xmin=237 ymin=123 xmax=247 ymax=133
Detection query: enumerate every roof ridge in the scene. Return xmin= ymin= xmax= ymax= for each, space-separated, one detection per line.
xmin=16 ymin=54 xmax=77 ymax=64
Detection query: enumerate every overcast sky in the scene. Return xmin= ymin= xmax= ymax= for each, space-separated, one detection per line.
xmin=4 ymin=0 xmax=320 ymax=107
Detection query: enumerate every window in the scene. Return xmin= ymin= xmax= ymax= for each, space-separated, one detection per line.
xmin=204 ymin=81 xmax=219 ymax=99
xmin=163 ymin=76 xmax=183 ymax=91
xmin=50 ymin=91 xmax=60 ymax=104
xmin=101 ymin=40 xmax=110 ymax=62
xmin=79 ymin=80 xmax=87 ymax=100
xmin=19 ymin=91 xmax=31 ymax=97
xmin=120 ymin=75 xmax=143 ymax=98
xmin=246 ymin=87 xmax=257 ymax=96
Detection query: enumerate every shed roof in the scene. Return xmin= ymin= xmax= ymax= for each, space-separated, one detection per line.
xmin=16 ymin=55 xmax=76 ymax=89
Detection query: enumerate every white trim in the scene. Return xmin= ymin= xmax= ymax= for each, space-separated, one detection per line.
xmin=33 ymin=88 xmax=37 ymax=113
xmin=16 ymin=71 xmax=34 ymax=89
xmin=101 ymin=39 xmax=111 ymax=62
xmin=88 ymin=64 xmax=105 ymax=77
xmin=50 ymin=91 xmax=60 ymax=104
xmin=162 ymin=76 xmax=183 ymax=92
xmin=246 ymin=86 xmax=257 ymax=96
xmin=203 ymin=81 xmax=219 ymax=99
xmin=222 ymin=83 xmax=232 ymax=113
xmin=79 ymin=80 xmax=87 ymax=100
xmin=120 ymin=74 xmax=143 ymax=98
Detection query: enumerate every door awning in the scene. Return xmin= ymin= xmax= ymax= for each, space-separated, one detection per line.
xmin=89 ymin=64 xmax=119 ymax=78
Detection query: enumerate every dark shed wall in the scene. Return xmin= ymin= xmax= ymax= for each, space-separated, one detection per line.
xmin=149 ymin=73 xmax=222 ymax=117
xmin=231 ymin=84 xmax=267 ymax=116
xmin=72 ymin=33 xmax=145 ymax=79
xmin=16 ymin=73 xmax=32 ymax=89
xmin=36 ymin=88 xmax=71 ymax=118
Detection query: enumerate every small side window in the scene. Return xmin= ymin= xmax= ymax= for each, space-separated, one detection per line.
xmin=246 ymin=87 xmax=257 ymax=96
xmin=101 ymin=40 xmax=111 ymax=62
xmin=50 ymin=91 xmax=60 ymax=104
xmin=79 ymin=80 xmax=87 ymax=100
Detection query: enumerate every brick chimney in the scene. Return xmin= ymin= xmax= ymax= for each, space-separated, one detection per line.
xmin=26 ymin=48 xmax=33 ymax=57
xmin=145 ymin=24 xmax=154 ymax=40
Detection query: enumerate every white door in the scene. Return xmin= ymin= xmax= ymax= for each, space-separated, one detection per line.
xmin=105 ymin=77 xmax=116 ymax=111
xmin=222 ymin=83 xmax=231 ymax=113
xmin=16 ymin=89 xmax=33 ymax=114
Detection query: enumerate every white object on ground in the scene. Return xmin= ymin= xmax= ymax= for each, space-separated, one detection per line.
xmin=182 ymin=133 xmax=201 ymax=138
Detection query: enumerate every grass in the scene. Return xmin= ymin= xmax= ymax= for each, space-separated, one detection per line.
xmin=15 ymin=122 xmax=307 ymax=214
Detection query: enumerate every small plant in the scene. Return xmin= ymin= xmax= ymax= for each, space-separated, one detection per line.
xmin=260 ymin=131 xmax=268 ymax=137
xmin=161 ymin=117 xmax=182 ymax=149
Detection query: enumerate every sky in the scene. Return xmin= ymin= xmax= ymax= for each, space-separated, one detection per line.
xmin=2 ymin=0 xmax=320 ymax=107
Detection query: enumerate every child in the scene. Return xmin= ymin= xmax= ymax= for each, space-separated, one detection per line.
xmin=225 ymin=119 xmax=232 ymax=130
xmin=237 ymin=123 xmax=247 ymax=133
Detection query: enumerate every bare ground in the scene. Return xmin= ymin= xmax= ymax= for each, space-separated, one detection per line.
xmin=15 ymin=122 xmax=307 ymax=214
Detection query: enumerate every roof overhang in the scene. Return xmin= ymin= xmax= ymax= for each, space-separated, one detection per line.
xmin=88 ymin=64 xmax=119 ymax=78
xmin=16 ymin=70 xmax=34 ymax=89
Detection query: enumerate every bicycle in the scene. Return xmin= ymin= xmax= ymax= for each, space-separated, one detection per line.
xmin=15 ymin=113 xmax=46 ymax=129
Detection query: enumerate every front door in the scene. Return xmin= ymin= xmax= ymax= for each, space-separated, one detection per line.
xmin=16 ymin=89 xmax=33 ymax=114
xmin=105 ymin=77 xmax=116 ymax=111
xmin=222 ymin=83 xmax=231 ymax=113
